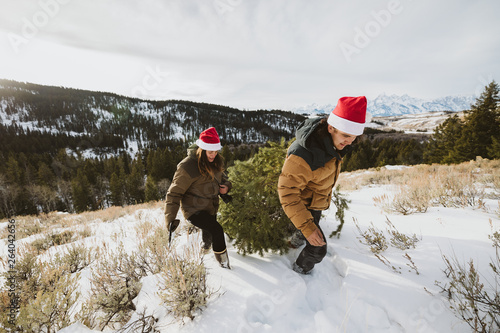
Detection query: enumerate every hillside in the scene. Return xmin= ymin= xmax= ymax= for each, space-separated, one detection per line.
xmin=1 ymin=160 xmax=498 ymax=332
xmin=0 ymin=79 xmax=305 ymax=157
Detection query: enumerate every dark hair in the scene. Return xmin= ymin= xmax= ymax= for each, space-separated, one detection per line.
xmin=196 ymin=148 xmax=223 ymax=179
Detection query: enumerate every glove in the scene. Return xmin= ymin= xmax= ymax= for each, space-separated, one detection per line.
xmin=166 ymin=216 xmax=180 ymax=233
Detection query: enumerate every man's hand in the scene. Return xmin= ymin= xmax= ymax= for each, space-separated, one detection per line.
xmin=306 ymin=228 xmax=326 ymax=247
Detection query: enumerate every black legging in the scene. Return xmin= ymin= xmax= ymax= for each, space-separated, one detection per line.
xmin=188 ymin=211 xmax=227 ymax=253
xmin=295 ymin=210 xmax=327 ymax=273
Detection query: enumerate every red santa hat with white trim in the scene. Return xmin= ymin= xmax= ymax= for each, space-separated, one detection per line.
xmin=196 ymin=127 xmax=222 ymax=151
xmin=327 ymin=96 xmax=371 ymax=136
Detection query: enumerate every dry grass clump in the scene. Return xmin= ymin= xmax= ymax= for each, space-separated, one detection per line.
xmin=0 ymin=251 xmax=81 ymax=332
xmin=135 ymin=223 xmax=172 ymax=275
xmin=157 ymin=241 xmax=215 ymax=323
xmin=28 ymin=230 xmax=75 ymax=254
xmin=366 ymin=159 xmax=499 ymax=215
xmin=339 ymin=158 xmax=499 ymax=192
xmin=82 ymin=245 xmax=147 ymax=330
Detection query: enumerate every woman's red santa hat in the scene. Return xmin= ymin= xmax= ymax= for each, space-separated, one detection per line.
xmin=196 ymin=127 xmax=222 ymax=151
xmin=327 ymin=96 xmax=371 ymax=136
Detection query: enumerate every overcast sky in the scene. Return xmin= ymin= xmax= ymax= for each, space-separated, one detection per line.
xmin=0 ymin=0 xmax=499 ymax=110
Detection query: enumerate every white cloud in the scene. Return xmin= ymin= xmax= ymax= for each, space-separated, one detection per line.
xmin=0 ymin=0 xmax=499 ymax=109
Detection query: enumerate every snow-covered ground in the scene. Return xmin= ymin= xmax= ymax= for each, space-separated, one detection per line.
xmin=2 ymin=169 xmax=498 ymax=333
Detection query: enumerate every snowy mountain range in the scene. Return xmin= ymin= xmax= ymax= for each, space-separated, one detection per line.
xmin=293 ymin=94 xmax=476 ymax=117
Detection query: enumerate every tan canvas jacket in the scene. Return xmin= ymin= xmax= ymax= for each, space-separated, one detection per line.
xmin=278 ymin=117 xmax=344 ymax=239
xmin=278 ymin=154 xmax=341 ymax=238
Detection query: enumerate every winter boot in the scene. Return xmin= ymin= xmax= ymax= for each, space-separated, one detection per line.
xmin=201 ymin=230 xmax=212 ymax=254
xmin=292 ymin=261 xmax=311 ymax=275
xmin=214 ymin=250 xmax=231 ymax=269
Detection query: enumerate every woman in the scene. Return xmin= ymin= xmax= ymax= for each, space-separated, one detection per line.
xmin=165 ymin=127 xmax=232 ymax=268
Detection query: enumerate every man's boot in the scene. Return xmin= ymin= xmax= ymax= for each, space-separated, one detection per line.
xmin=214 ymin=250 xmax=231 ymax=269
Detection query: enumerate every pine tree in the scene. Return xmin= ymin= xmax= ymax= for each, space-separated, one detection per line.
xmin=127 ymin=157 xmax=145 ymax=205
xmin=488 ymin=136 xmax=500 ymax=159
xmin=109 ymin=171 xmax=124 ymax=207
xmin=452 ymin=81 xmax=500 ymax=162
xmin=220 ymin=145 xmax=235 ymax=168
xmin=71 ymin=170 xmax=92 ymax=213
xmin=424 ymin=115 xmax=464 ymax=164
xmin=37 ymin=162 xmax=56 ymax=188
xmin=144 ymin=176 xmax=160 ymax=202
xmin=218 ymin=139 xmax=295 ymax=256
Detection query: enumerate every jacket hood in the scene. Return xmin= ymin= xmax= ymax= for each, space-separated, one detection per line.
xmin=289 ymin=117 xmax=347 ymax=170
xmin=294 ymin=117 xmax=322 ymax=148
xmin=187 ymin=144 xmax=199 ymax=158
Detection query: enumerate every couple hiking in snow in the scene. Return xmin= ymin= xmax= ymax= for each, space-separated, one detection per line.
xmin=164 ymin=96 xmax=370 ymax=274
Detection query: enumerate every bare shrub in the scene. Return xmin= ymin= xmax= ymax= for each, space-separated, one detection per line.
xmin=135 ymin=220 xmax=154 ymax=240
xmin=157 ymin=242 xmax=215 ymax=323
xmin=374 ymin=253 xmax=401 ymax=274
xmin=385 ymin=217 xmax=420 ymax=250
xmin=54 ymin=243 xmax=95 ymax=273
xmin=135 ymin=224 xmax=171 ymax=275
xmin=86 ymin=246 xmax=147 ymax=330
xmin=354 ymin=218 xmax=388 ymax=254
xmin=0 ymin=254 xmax=80 ymax=332
xmin=78 ymin=224 xmax=93 ymax=238
xmin=17 ymin=270 xmax=80 ymax=333
xmin=375 ymin=177 xmax=431 ymax=215
xmin=51 ymin=230 xmax=75 ymax=245
xmin=30 ymin=233 xmax=53 ymax=254
xmin=403 ymin=253 xmax=419 ymax=275
xmin=29 ymin=230 xmax=75 ymax=254
xmin=117 ymin=308 xmax=160 ymax=333
xmin=437 ymin=227 xmax=500 ymax=333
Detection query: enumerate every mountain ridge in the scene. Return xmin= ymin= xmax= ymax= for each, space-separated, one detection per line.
xmin=292 ymin=93 xmax=476 ymax=117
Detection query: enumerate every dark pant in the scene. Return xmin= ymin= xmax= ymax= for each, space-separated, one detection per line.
xmin=295 ymin=210 xmax=327 ymax=273
xmin=188 ymin=211 xmax=226 ymax=253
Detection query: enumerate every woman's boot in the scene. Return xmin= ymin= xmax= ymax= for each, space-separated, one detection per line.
xmin=214 ymin=250 xmax=231 ymax=269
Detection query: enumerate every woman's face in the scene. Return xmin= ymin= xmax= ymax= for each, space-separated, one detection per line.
xmin=206 ymin=150 xmax=218 ymax=162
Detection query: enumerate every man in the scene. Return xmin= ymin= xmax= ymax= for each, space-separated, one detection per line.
xmin=278 ymin=96 xmax=369 ymax=274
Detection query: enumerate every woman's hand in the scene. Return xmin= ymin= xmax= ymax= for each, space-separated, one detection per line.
xmin=219 ymin=185 xmax=229 ymax=195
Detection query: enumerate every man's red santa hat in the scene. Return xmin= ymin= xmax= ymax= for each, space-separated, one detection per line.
xmin=327 ymin=96 xmax=370 ymax=136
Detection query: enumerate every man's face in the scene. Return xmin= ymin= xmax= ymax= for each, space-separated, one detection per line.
xmin=328 ymin=126 xmax=358 ymax=150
